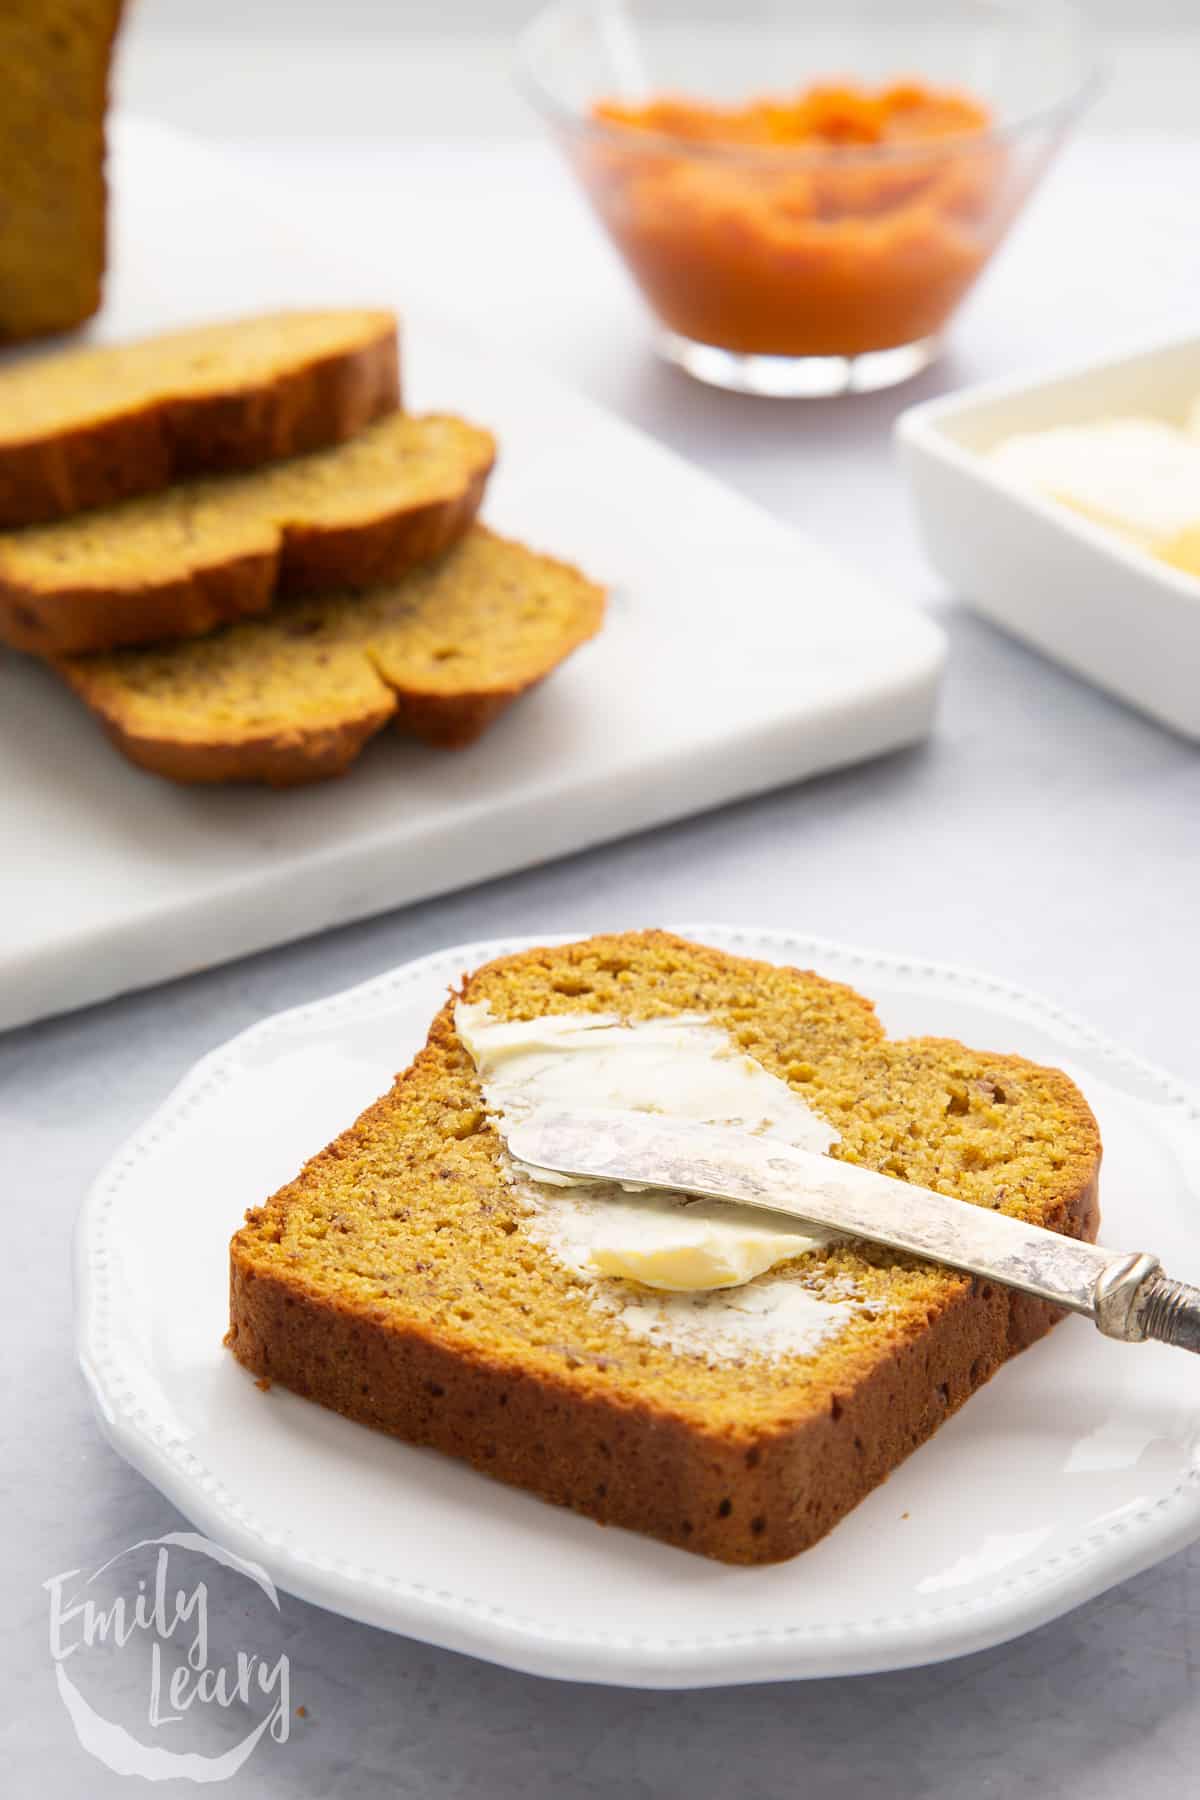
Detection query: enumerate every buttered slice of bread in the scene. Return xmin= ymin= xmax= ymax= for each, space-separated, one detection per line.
xmin=0 ymin=413 xmax=496 ymax=654
xmin=0 ymin=309 xmax=400 ymax=528
xmin=57 ymin=527 xmax=605 ymax=785
xmin=226 ymin=930 xmax=1102 ymax=1564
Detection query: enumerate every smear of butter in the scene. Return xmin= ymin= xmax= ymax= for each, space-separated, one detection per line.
xmin=988 ymin=418 xmax=1200 ymax=546
xmin=612 ymin=1272 xmax=877 ymax=1364
xmin=454 ymin=1003 xmax=840 ymax=1292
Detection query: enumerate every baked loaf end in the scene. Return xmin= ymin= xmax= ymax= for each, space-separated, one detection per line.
xmin=227 ymin=930 xmax=1102 ymax=1564
xmin=57 ymin=526 xmax=605 ymax=785
xmin=0 ymin=1 xmax=125 ymax=345
xmin=0 ymin=412 xmax=496 ymax=655
xmin=0 ymin=308 xmax=401 ymax=528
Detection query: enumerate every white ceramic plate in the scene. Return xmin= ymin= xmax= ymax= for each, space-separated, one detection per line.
xmin=76 ymin=926 xmax=1200 ymax=1688
xmin=897 ymin=333 xmax=1200 ymax=740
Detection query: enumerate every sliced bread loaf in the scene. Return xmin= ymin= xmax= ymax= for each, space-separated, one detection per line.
xmin=0 ymin=309 xmax=400 ymax=528
xmin=0 ymin=412 xmax=496 ymax=654
xmin=57 ymin=527 xmax=605 ymax=784
xmin=0 ymin=1 xmax=125 ymax=343
xmin=226 ymin=930 xmax=1102 ymax=1564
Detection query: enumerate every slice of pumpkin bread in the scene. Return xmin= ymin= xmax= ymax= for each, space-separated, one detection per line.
xmin=0 ymin=412 xmax=496 ymax=654
xmin=57 ymin=526 xmax=605 ymax=784
xmin=0 ymin=309 xmax=400 ymax=528
xmin=0 ymin=1 xmax=125 ymax=344
xmin=226 ymin=929 xmax=1102 ymax=1564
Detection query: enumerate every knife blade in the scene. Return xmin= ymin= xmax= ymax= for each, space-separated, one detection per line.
xmin=506 ymin=1107 xmax=1200 ymax=1352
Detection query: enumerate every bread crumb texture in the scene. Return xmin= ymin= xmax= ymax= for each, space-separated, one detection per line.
xmin=0 ymin=309 xmax=400 ymax=527
xmin=227 ymin=932 xmax=1101 ymax=1561
xmin=0 ymin=412 xmax=496 ymax=653
xmin=0 ymin=310 xmax=395 ymax=436
xmin=0 ymin=0 xmax=124 ymax=343
xmin=57 ymin=526 xmax=604 ymax=782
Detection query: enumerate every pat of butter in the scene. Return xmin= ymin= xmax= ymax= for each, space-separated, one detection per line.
xmin=989 ymin=418 xmax=1200 ymax=546
xmin=587 ymin=1199 xmax=829 ymax=1291
xmin=454 ymin=1002 xmax=839 ymax=1291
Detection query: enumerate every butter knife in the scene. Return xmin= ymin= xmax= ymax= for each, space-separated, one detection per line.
xmin=507 ymin=1107 xmax=1200 ymax=1352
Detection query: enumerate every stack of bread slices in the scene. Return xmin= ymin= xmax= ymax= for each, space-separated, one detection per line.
xmin=0 ymin=308 xmax=604 ymax=785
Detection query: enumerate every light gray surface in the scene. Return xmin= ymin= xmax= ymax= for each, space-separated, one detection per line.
xmin=114 ymin=0 xmax=1200 ymax=138
xmin=7 ymin=73 xmax=1200 ymax=1800
xmin=9 ymin=623 xmax=1200 ymax=1797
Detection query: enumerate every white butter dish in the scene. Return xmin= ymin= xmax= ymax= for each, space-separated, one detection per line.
xmin=897 ymin=337 xmax=1200 ymax=739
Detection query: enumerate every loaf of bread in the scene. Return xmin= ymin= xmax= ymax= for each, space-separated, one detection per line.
xmin=226 ymin=930 xmax=1102 ymax=1564
xmin=0 ymin=2 xmax=125 ymax=344
xmin=0 ymin=309 xmax=400 ymax=528
xmin=58 ymin=527 xmax=605 ymax=784
xmin=0 ymin=412 xmax=496 ymax=654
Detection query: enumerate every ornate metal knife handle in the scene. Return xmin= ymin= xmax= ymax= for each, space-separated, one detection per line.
xmin=1094 ymin=1253 xmax=1200 ymax=1350
xmin=1134 ymin=1274 xmax=1200 ymax=1353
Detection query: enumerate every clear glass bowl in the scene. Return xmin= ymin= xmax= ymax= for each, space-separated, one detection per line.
xmin=516 ymin=0 xmax=1100 ymax=396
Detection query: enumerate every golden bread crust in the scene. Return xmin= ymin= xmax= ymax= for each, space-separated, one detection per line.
xmin=57 ymin=527 xmax=605 ymax=784
xmin=0 ymin=417 xmax=494 ymax=655
xmin=0 ymin=1 xmax=125 ymax=345
xmin=0 ymin=310 xmax=400 ymax=527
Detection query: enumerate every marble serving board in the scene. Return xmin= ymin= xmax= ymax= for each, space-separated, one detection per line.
xmin=0 ymin=120 xmax=944 ymax=1032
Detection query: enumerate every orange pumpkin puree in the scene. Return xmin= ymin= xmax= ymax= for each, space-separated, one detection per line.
xmin=580 ymin=82 xmax=1007 ymax=358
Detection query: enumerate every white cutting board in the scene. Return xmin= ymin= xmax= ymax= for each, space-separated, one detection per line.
xmin=0 ymin=121 xmax=944 ymax=1033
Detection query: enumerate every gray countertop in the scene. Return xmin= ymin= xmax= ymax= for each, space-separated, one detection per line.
xmin=5 ymin=108 xmax=1200 ymax=1799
